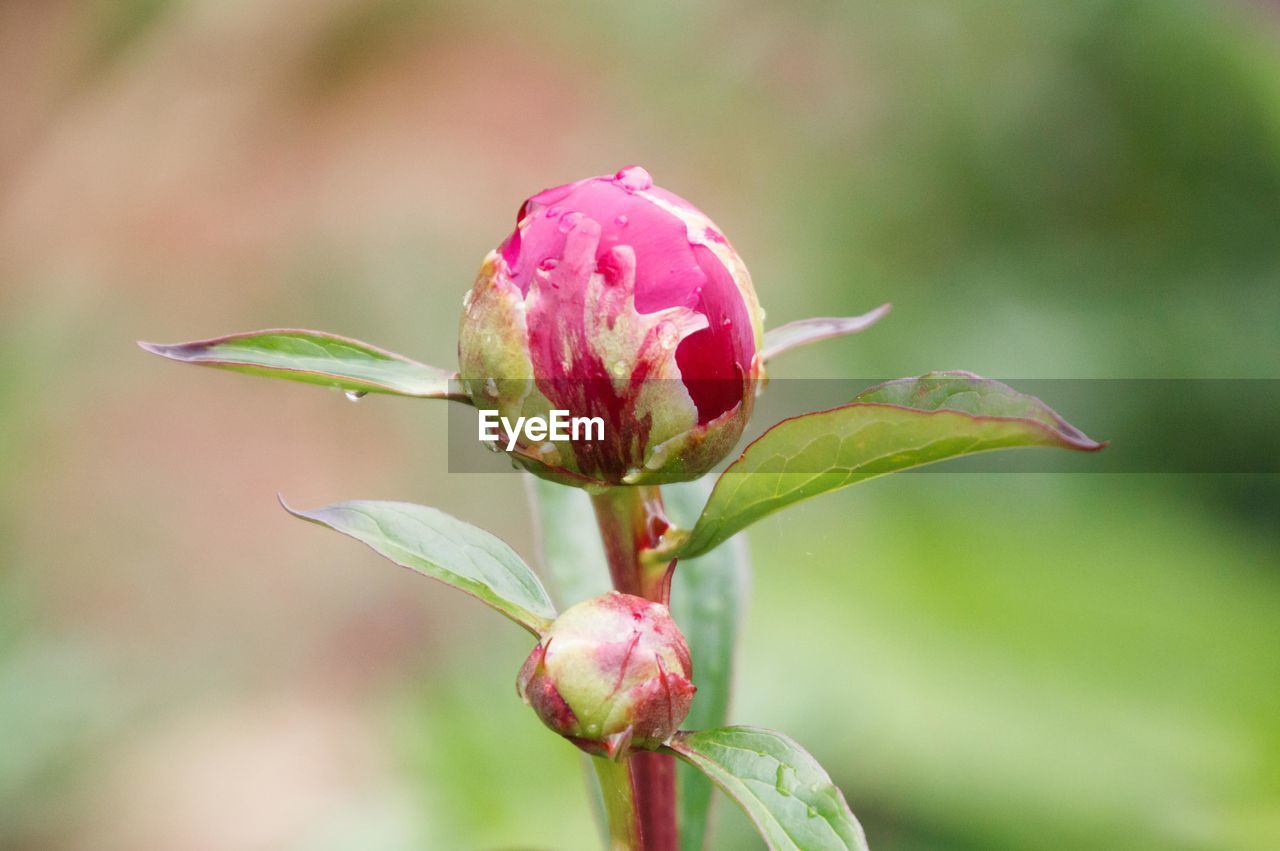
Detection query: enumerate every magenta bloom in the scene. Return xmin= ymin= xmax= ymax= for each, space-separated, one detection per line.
xmin=517 ymin=591 xmax=696 ymax=756
xmin=459 ymin=167 xmax=763 ymax=485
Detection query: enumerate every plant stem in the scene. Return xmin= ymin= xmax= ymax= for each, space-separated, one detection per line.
xmin=591 ymin=486 xmax=674 ymax=603
xmin=629 ymin=750 xmax=679 ymax=851
xmin=591 ymin=485 xmax=679 ymax=851
xmin=593 ymin=755 xmax=641 ymax=850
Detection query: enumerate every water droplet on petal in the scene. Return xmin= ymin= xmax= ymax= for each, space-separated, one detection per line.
xmin=614 ymin=214 xmax=629 ymax=227
xmin=622 ymin=467 xmax=643 ymax=484
xmin=538 ymin=258 xmax=559 ymax=272
xmin=657 ymin=320 xmax=679 ymax=349
xmin=344 ymin=390 xmax=367 ymax=402
xmin=613 ymin=165 xmax=653 ymax=191
xmin=545 ymin=205 xmax=563 ymax=218
xmin=539 ymin=442 xmax=562 ymax=467
xmin=483 ymin=377 xmax=500 ymax=399
xmin=610 ymin=359 xmax=629 ymax=378
xmin=557 ymin=211 xmax=584 ymax=233
xmin=806 ymin=805 xmax=819 ymax=818
xmin=722 ymin=317 xmax=733 ymax=327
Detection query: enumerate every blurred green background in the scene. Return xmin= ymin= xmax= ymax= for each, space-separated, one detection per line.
xmin=2 ymin=0 xmax=1278 ymax=848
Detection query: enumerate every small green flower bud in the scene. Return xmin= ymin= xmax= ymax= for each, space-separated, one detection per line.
xmin=517 ymin=591 xmax=696 ymax=757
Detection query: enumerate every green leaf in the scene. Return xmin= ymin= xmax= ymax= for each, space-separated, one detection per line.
xmin=524 ymin=476 xmax=612 ymax=608
xmin=663 ymin=479 xmax=750 ymax=851
xmin=282 ymin=498 xmax=555 ymax=635
xmin=667 ymin=727 xmax=868 ymax=851
xmin=523 ymin=476 xmax=613 ymax=846
xmin=139 ymin=329 xmax=466 ymax=400
xmin=667 ymin=372 xmax=1104 ymax=559
xmin=760 ymin=304 xmax=891 ymax=362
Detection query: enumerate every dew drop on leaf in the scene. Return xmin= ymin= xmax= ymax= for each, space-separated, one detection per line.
xmin=775 ymin=764 xmax=795 ymax=796
xmin=644 ymin=442 xmax=671 ymax=471
xmin=539 ymin=442 xmax=562 ymax=467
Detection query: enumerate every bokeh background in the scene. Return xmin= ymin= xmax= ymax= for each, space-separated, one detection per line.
xmin=3 ymin=1 xmax=1279 ymax=848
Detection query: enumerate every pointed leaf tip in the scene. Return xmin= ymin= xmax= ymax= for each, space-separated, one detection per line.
xmin=667 ymin=372 xmax=1104 ymax=559
xmin=139 ymin=328 xmax=467 ymax=401
xmin=761 ymin=304 xmax=892 ymax=362
xmin=283 ymin=498 xmax=556 ymax=634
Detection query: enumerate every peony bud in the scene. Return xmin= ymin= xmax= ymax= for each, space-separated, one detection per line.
xmin=459 ymin=166 xmax=763 ymax=486
xmin=517 ymin=591 xmax=696 ymax=757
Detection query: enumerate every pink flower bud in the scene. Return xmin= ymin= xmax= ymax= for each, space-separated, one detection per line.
xmin=516 ymin=591 xmax=696 ymax=757
xmin=459 ymin=167 xmax=763 ymax=485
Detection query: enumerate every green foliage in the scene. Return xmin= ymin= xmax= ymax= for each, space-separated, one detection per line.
xmin=760 ymin=305 xmax=892 ymax=363
xmin=666 ymin=373 xmax=1103 ymax=560
xmin=139 ymin=330 xmax=463 ymax=400
xmin=669 ymin=727 xmax=867 ymax=851
xmin=526 ymin=477 xmax=612 ymax=608
xmin=663 ymin=480 xmax=751 ymax=851
xmin=283 ymin=498 xmax=556 ymax=634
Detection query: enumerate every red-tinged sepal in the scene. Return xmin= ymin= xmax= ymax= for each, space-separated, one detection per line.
xmin=601 ymin=726 xmax=635 ymax=762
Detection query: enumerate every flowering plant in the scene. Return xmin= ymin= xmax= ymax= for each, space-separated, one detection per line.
xmin=142 ymin=167 xmax=1102 ymax=850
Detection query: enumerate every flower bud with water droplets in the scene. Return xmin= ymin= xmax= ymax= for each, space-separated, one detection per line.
xmin=516 ymin=591 xmax=696 ymax=757
xmin=458 ymin=166 xmax=764 ymax=486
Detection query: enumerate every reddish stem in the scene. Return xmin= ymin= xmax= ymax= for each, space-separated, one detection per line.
xmin=590 ymin=486 xmax=678 ymax=851
xmin=630 ymin=751 xmax=679 ymax=850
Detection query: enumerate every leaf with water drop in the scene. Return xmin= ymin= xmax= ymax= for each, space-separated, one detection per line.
xmin=666 ymin=727 xmax=868 ymax=851
xmin=139 ymin=329 xmax=467 ymax=401
xmin=662 ymin=372 xmax=1104 ymax=559
xmin=282 ymin=497 xmax=556 ymax=635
